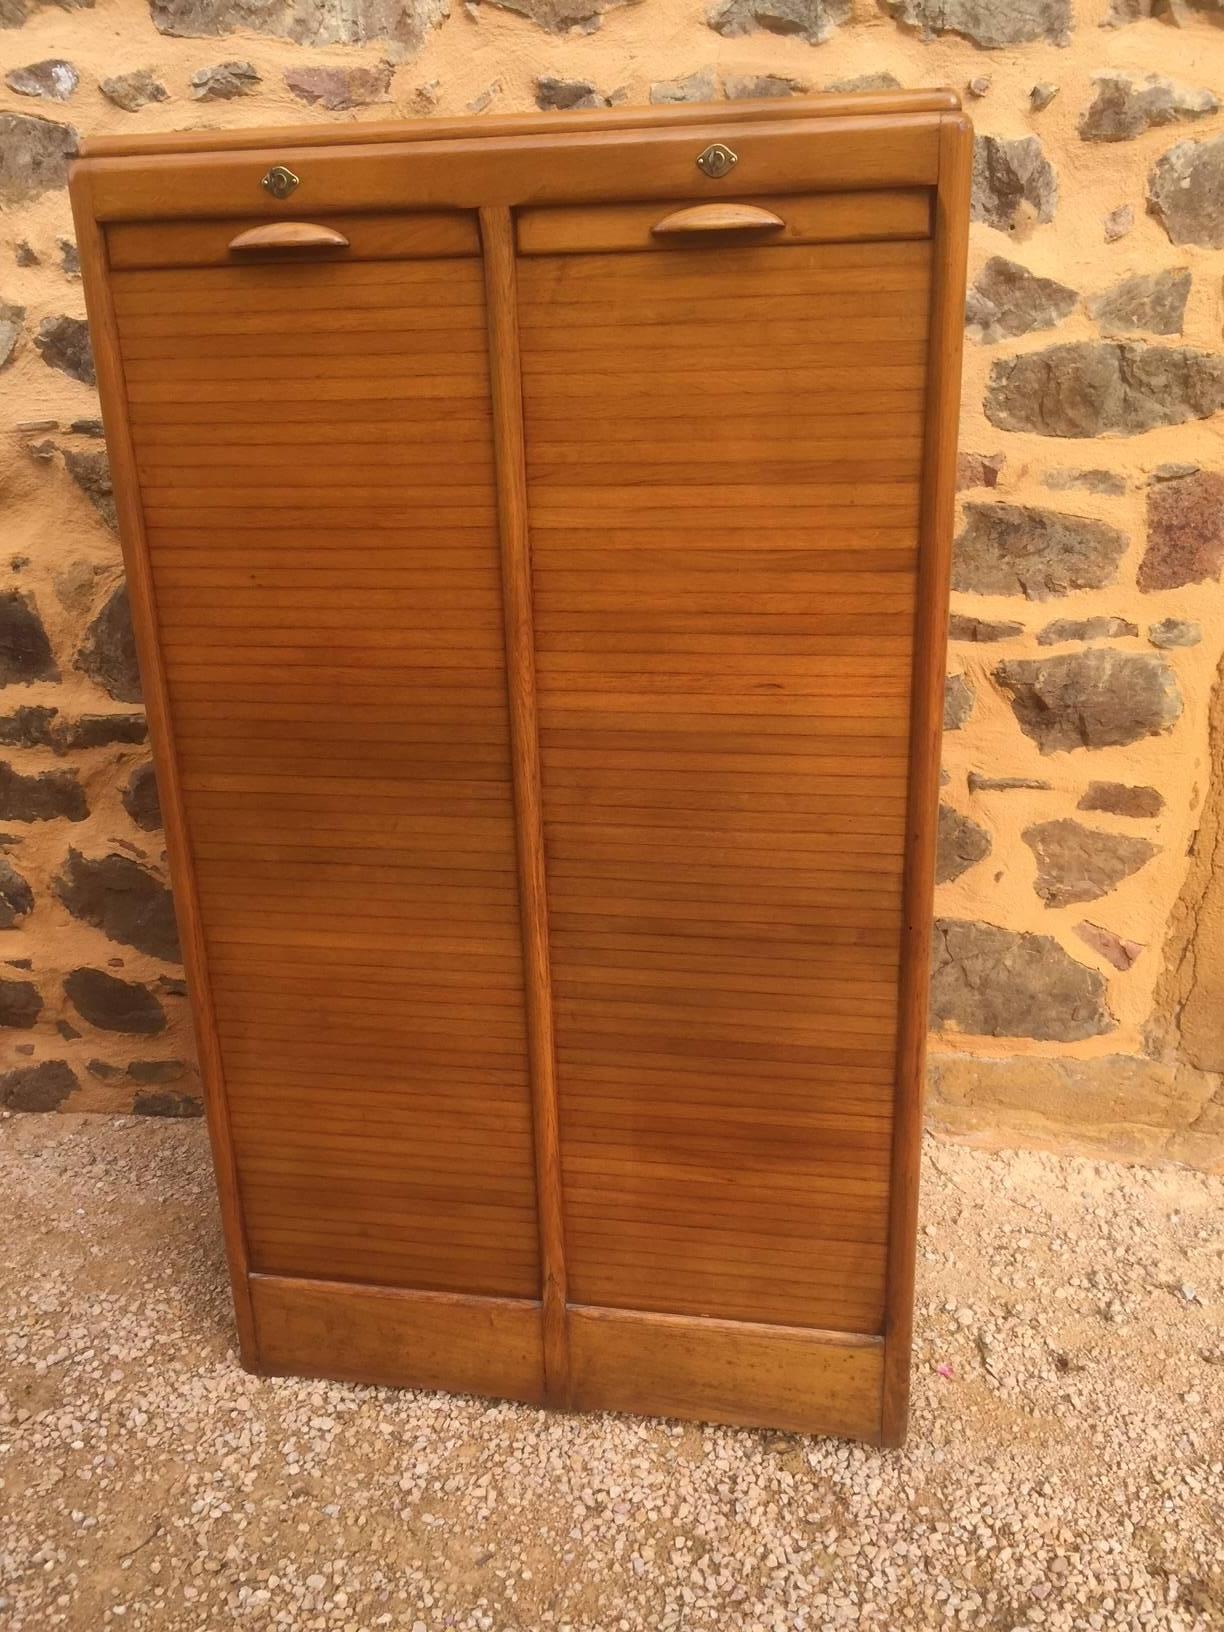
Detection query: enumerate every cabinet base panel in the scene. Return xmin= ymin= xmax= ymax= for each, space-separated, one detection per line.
xmin=247 ymin=1274 xmax=885 ymax=1441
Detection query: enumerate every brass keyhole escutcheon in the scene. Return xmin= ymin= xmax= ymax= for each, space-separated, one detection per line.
xmin=696 ymin=143 xmax=738 ymax=180
xmin=261 ymin=164 xmax=300 ymax=200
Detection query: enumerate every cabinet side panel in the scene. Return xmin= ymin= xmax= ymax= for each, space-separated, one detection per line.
xmin=521 ymin=235 xmax=932 ymax=1337
xmin=110 ymin=245 xmax=540 ymax=1301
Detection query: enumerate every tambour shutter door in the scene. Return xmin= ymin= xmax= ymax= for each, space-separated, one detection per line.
xmin=107 ymin=216 xmax=543 ymax=1328
xmin=517 ymin=211 xmax=931 ymax=1339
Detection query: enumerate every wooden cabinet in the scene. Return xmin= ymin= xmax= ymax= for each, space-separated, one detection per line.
xmin=72 ymin=90 xmax=970 ymax=1445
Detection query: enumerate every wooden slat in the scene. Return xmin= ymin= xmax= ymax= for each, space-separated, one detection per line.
xmin=109 ymin=243 xmax=540 ymax=1303
xmin=521 ymin=230 xmax=929 ymax=1339
xmin=569 ymin=1306 xmax=884 ymax=1440
xmin=251 ymin=1276 xmax=545 ymax=1405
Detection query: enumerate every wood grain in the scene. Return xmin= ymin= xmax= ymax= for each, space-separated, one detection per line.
xmin=569 ymin=1305 xmax=885 ymax=1440
xmin=879 ymin=112 xmax=972 ymax=1450
xmin=252 ymin=1275 xmax=546 ymax=1404
xmin=520 ymin=230 xmax=932 ymax=1338
xmin=108 ymin=234 xmax=541 ymax=1303
xmin=72 ymin=96 xmax=971 ymax=1443
xmin=481 ymin=205 xmax=572 ymax=1405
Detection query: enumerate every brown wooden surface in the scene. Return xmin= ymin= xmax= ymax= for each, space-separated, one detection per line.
xmin=569 ymin=1305 xmax=884 ymax=1439
xmin=481 ymin=206 xmax=572 ymax=1404
xmin=77 ymin=114 xmax=945 ymax=224
xmin=518 ymin=189 xmax=931 ymax=255
xmin=252 ymin=1275 xmax=546 ymax=1404
xmin=71 ymin=98 xmax=968 ymax=1443
xmin=81 ymin=87 xmax=961 ymax=159
xmin=109 ymin=234 xmax=542 ymax=1302
xmin=879 ymin=112 xmax=973 ymax=1448
xmin=519 ymin=231 xmax=932 ymax=1340
xmin=108 ymin=210 xmax=480 ymax=269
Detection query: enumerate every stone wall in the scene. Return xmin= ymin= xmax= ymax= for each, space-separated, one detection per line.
xmin=1 ymin=0 xmax=1222 ymax=1166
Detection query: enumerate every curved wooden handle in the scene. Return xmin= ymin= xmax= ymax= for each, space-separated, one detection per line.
xmin=228 ymin=222 xmax=350 ymax=254
xmin=650 ymin=203 xmax=786 ymax=239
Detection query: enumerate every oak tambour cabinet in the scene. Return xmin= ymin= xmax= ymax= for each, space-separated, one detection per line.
xmin=71 ymin=91 xmax=970 ymax=1445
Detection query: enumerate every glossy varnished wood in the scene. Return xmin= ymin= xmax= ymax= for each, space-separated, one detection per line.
xmin=519 ymin=232 xmax=930 ymax=1339
xmin=108 ymin=237 xmax=540 ymax=1301
xmin=72 ymin=93 xmax=969 ymax=1445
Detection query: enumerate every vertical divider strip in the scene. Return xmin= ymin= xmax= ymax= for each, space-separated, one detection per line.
xmin=480 ymin=205 xmax=571 ymax=1406
xmin=880 ymin=114 xmax=973 ymax=1448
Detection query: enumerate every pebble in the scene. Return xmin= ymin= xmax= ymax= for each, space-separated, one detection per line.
xmin=1 ymin=1115 xmax=1221 ymax=1632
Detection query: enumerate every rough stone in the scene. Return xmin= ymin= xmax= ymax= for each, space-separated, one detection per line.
xmin=1104 ymin=204 xmax=1134 ymax=243
xmin=1138 ymin=469 xmax=1224 ymax=591
xmin=0 ymin=114 xmax=77 ymax=202
xmin=966 ymin=76 xmax=990 ymax=99
xmin=1087 ymin=268 xmax=1190 ymax=337
xmin=956 ymin=451 xmax=1004 ymax=490
xmin=971 ymin=135 xmax=1057 ymax=234
xmin=986 ymin=341 xmax=1224 ymax=438
xmin=944 ymin=674 xmax=974 ymax=732
xmin=650 ymin=70 xmax=717 ymax=104
xmin=127 ymin=1058 xmax=186 ymax=1085
xmin=54 ymin=849 xmax=180 ymax=962
xmin=996 ymin=651 xmax=1182 ymax=753
xmin=930 ymin=918 xmax=1112 ymax=1041
xmin=947 ymin=613 xmax=1023 ymax=642
xmin=1030 ymin=82 xmax=1058 ymax=112
xmin=0 ymin=590 xmax=57 ymax=683
xmin=937 ymin=805 xmax=991 ymax=884
xmin=58 ymin=237 xmax=79 ymax=278
xmin=0 ymin=1059 xmax=75 ymax=1111
xmin=1078 ymin=780 xmax=1164 ymax=819
xmin=56 ymin=712 xmax=148 ymax=750
xmin=706 ymin=0 xmax=848 ymax=42
xmin=122 ymin=762 xmax=162 ymax=831
xmin=1149 ymin=137 xmax=1224 ymax=248
xmin=724 ymin=72 xmax=806 ymax=99
xmin=1076 ymin=921 xmax=1143 ymax=971
xmin=965 ymin=257 xmax=1077 ymax=344
xmin=0 ymin=975 xmax=41 ymax=1028
xmin=77 ymin=584 xmax=141 ymax=703
xmin=0 ymin=298 xmax=23 ymax=369
xmin=284 ymin=62 xmax=392 ymax=109
xmin=474 ymin=0 xmax=632 ymax=30
xmin=968 ymin=773 xmax=1052 ymax=792
xmin=189 ymin=60 xmax=260 ymax=99
xmin=535 ymin=76 xmax=611 ymax=110
xmin=1037 ymin=615 xmax=1138 ymax=645
xmin=0 ymin=858 xmax=34 ymax=927
xmin=5 ymin=58 xmax=78 ymax=101
xmin=33 ymin=314 xmax=93 ymax=385
xmin=0 ymin=761 xmax=87 ymax=823
xmin=62 ymin=447 xmax=116 ymax=530
xmin=133 ymin=1086 xmax=203 ymax=1116
xmin=927 ymin=1052 xmax=1218 ymax=1165
xmin=0 ymin=704 xmax=56 ymax=746
xmin=1080 ymin=74 xmax=1218 ymax=143
xmin=64 ymin=967 xmax=166 ymax=1034
xmin=99 ymin=69 xmax=169 ymax=111
xmin=886 ymin=0 xmax=1069 ymax=45
xmin=1023 ymin=817 xmax=1157 ymax=907
xmin=155 ymin=0 xmax=448 ymax=45
xmin=952 ymin=502 xmax=1126 ymax=600
xmin=824 ymin=73 xmax=901 ymax=93
xmin=1042 ymin=468 xmax=1126 ymax=497
xmin=1149 ymin=618 xmax=1202 ymax=649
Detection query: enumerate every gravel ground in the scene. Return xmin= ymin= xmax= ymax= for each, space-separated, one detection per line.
xmin=1 ymin=1113 xmax=1221 ymax=1632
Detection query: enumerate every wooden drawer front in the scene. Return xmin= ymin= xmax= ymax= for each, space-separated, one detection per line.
xmin=517 ymin=189 xmax=931 ymax=256
xmin=520 ymin=237 xmax=931 ymax=1336
xmin=112 ymin=248 xmax=541 ymax=1300
xmin=107 ymin=210 xmax=480 ymax=269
